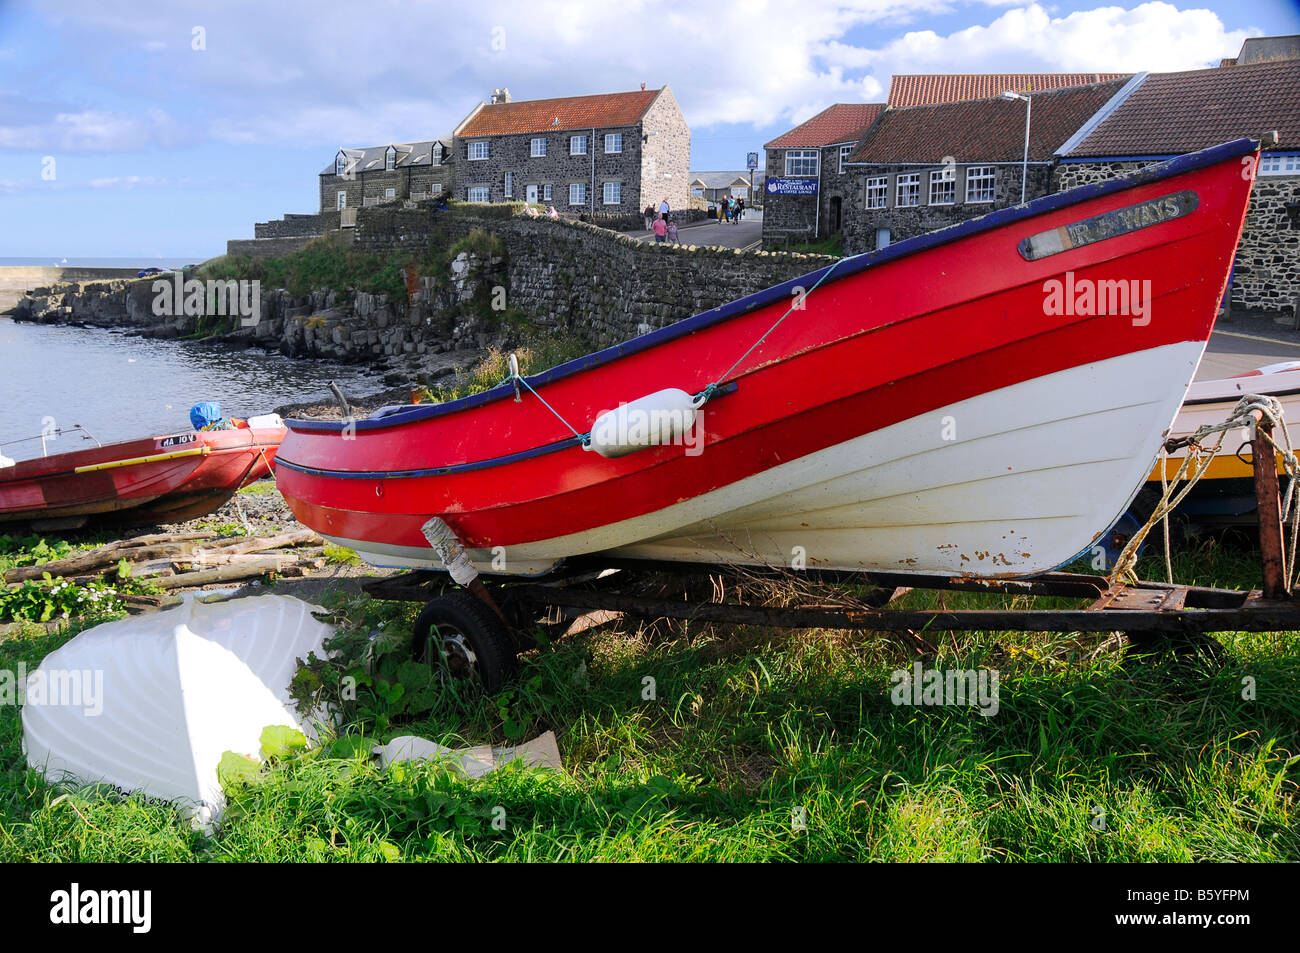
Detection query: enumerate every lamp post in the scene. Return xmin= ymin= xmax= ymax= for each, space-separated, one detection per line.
xmin=1001 ymin=91 xmax=1031 ymax=204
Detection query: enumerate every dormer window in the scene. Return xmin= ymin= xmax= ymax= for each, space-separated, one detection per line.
xmin=432 ymin=143 xmax=444 ymax=165
xmin=335 ymin=152 xmax=349 ymax=175
xmin=385 ymin=146 xmax=396 ymax=171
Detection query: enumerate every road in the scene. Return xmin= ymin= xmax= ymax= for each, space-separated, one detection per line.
xmin=626 ymin=210 xmax=763 ymax=250
xmin=1198 ymin=327 xmax=1300 ymax=380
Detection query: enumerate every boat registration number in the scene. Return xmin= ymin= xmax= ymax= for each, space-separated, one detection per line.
xmin=1018 ymin=190 xmax=1198 ymax=261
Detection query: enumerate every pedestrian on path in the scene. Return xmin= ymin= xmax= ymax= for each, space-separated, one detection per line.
xmin=666 ymin=219 xmax=679 ymax=244
xmin=659 ymin=197 xmax=670 ymax=220
xmin=652 ymin=214 xmax=667 ymax=243
xmin=643 ymin=205 xmax=655 ymax=230
xmin=736 ymin=196 xmax=745 ymax=221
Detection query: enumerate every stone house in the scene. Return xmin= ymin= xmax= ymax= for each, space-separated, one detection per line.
xmin=318 ymin=140 xmax=453 ymax=213
xmin=840 ymin=79 xmax=1128 ymax=254
xmin=1057 ymin=54 xmax=1300 ymax=318
xmin=762 ymin=103 xmax=883 ymax=245
xmin=450 ymin=86 xmax=690 ymax=216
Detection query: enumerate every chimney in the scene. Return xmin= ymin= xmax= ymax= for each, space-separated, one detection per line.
xmin=640 ymin=82 xmax=646 ymax=90
xmin=490 ymin=88 xmax=511 ymax=104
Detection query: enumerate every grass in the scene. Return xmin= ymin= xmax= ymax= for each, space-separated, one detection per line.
xmin=0 ymin=529 xmax=1296 ymax=861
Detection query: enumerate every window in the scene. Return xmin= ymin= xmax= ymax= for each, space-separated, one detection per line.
xmin=1260 ymin=154 xmax=1300 ymax=175
xmin=603 ymin=181 xmax=622 ymax=204
xmin=385 ymin=147 xmax=396 ymax=171
xmin=785 ymin=150 xmax=818 ymax=177
xmin=604 ymin=133 xmax=623 ymax=153
xmin=864 ymin=175 xmax=887 ymax=210
xmin=336 ymin=191 xmax=347 ymax=210
xmin=468 ymin=141 xmax=489 ymax=161
xmin=929 ymin=169 xmax=955 ymax=205
xmin=839 ymin=145 xmax=854 ymax=174
xmin=335 ymin=153 xmax=349 ymax=176
xmin=691 ymin=187 xmax=704 ymax=198
xmin=966 ymin=166 xmax=996 ymax=203
xmin=896 ymin=173 xmax=920 ymax=207
xmin=467 ymin=186 xmax=489 ymax=203
xmin=384 ymin=187 xmax=395 ymax=199
xmin=531 ymin=138 xmax=547 ymax=157
xmin=504 ymin=171 xmax=514 ymax=198
xmin=432 ymin=143 xmax=444 ymax=165
xmin=571 ymin=135 xmax=588 ymax=155
xmin=569 ymin=182 xmax=587 ymax=205
xmin=543 ymin=184 xmax=553 ymax=201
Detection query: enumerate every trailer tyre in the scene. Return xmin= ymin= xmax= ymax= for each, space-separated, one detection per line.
xmin=412 ymin=590 xmax=517 ymax=694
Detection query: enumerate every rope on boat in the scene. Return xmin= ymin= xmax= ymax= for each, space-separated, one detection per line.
xmin=694 ymin=256 xmax=846 ymax=407
xmin=1108 ymin=394 xmax=1300 ymax=586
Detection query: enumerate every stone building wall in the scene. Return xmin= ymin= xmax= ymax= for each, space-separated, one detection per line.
xmin=318 ymin=163 xmax=452 ymax=212
xmin=453 ymin=124 xmax=646 ymax=214
xmin=639 ymin=87 xmax=691 ymax=215
xmin=1055 ymin=160 xmax=1300 ymax=317
xmin=841 ymin=163 xmax=1050 ymax=254
xmin=762 ymin=147 xmax=817 ymax=242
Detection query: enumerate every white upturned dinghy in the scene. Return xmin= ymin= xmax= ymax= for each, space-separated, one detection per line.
xmin=22 ymin=593 xmax=333 ymax=828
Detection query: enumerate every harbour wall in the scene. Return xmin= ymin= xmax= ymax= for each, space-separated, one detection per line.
xmin=0 ymin=266 xmax=143 ymax=312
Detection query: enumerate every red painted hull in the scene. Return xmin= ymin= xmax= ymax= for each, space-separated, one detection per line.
xmin=276 ymin=141 xmax=1259 ymax=575
xmin=0 ymin=426 xmax=285 ymax=528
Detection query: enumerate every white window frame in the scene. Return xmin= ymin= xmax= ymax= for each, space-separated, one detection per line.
xmin=928 ymin=169 xmax=955 ymax=206
xmin=384 ymin=187 xmax=396 ymax=200
xmin=839 ymin=144 xmax=854 ymax=174
xmin=336 ymin=191 xmax=347 ymax=210
xmin=965 ymin=166 xmax=996 ymax=204
xmin=604 ymin=133 xmax=623 ymax=154
xmin=385 ymin=147 xmax=396 ymax=171
xmin=570 ymin=135 xmax=589 ymax=156
xmin=335 ymin=153 xmax=349 ymax=176
xmin=468 ymin=141 xmax=489 ymax=161
xmin=467 ymin=186 xmax=489 ymax=203
xmin=504 ymin=171 xmax=514 ymax=198
xmin=896 ymin=173 xmax=920 ymax=208
xmin=603 ymin=181 xmax=622 ymax=205
xmin=432 ymin=143 xmax=444 ymax=165
xmin=864 ymin=175 xmax=887 ymax=210
xmin=543 ymin=184 xmax=553 ymax=202
xmin=569 ymin=182 xmax=587 ymax=205
xmin=785 ymin=150 xmax=818 ymax=177
xmin=531 ymin=138 xmax=547 ymax=158
xmin=1259 ymin=154 xmax=1300 ymax=176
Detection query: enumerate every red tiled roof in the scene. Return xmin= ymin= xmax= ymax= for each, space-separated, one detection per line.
xmin=849 ymin=80 xmax=1128 ymax=164
xmin=1069 ymin=59 xmax=1300 ymax=156
xmin=764 ymin=103 xmax=885 ymax=149
xmin=457 ymin=89 xmax=660 ymax=137
xmin=888 ymin=73 xmax=1130 ymax=107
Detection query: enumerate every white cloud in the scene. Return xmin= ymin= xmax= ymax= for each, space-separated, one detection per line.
xmin=2 ymin=0 xmax=1259 ymax=155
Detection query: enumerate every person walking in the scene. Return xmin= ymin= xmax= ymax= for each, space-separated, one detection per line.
xmin=666 ymin=219 xmax=679 ymax=244
xmin=736 ymin=195 xmax=745 ymax=221
xmin=643 ymin=204 xmax=655 ymax=230
xmin=659 ymin=197 xmax=670 ymax=221
xmin=652 ymin=213 xmax=668 ymax=243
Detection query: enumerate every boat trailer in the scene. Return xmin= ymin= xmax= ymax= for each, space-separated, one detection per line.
xmin=362 ymin=415 xmax=1300 ymax=690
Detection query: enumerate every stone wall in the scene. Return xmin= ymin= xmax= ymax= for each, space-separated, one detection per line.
xmin=842 ymin=163 xmax=1050 ymax=254
xmin=639 ymin=86 xmax=691 ymax=215
xmin=319 ymin=163 xmax=452 ymax=213
xmin=227 ymin=235 xmax=327 ymax=260
xmin=453 ymin=124 xmax=645 ymax=214
xmin=762 ymin=148 xmax=817 ymax=242
xmin=1055 ymin=160 xmax=1300 ymax=317
xmin=254 ymin=211 xmax=340 ymax=239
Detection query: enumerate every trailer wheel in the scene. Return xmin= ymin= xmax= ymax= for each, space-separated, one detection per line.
xmin=412 ymin=590 xmax=516 ymax=694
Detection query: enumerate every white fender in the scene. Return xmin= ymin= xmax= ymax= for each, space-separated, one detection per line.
xmin=586 ymin=388 xmax=700 ymax=459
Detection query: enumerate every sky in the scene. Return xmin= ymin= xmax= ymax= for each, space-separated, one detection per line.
xmin=0 ymin=0 xmax=1297 ymax=260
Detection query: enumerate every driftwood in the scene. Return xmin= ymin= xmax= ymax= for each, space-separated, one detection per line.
xmin=195 ymin=529 xmax=320 ymax=556
xmin=4 ymin=541 xmax=201 ymax=583
xmin=155 ymin=557 xmax=288 ymax=589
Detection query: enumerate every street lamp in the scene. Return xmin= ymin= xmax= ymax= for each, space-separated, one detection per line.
xmin=1002 ymin=91 xmax=1031 ymax=204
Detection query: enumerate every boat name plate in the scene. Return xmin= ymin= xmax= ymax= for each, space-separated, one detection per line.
xmin=1018 ymin=190 xmax=1199 ymax=261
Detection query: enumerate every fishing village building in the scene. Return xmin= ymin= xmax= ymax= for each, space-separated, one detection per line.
xmin=839 ymin=78 xmax=1129 ymax=253
xmin=762 ymin=103 xmax=884 ymax=244
xmin=319 ymin=141 xmax=453 ymax=213
xmin=1055 ymin=54 xmax=1300 ymax=318
xmin=450 ymin=86 xmax=690 ymax=215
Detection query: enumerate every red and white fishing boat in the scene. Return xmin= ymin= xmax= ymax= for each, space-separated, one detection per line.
xmin=0 ymin=422 xmax=285 ymax=529
xmin=276 ymin=139 xmax=1259 ymax=578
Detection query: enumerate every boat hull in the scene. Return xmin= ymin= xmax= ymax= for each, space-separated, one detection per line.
xmin=276 ymin=140 xmax=1259 ymax=577
xmin=0 ymin=426 xmax=285 ymax=528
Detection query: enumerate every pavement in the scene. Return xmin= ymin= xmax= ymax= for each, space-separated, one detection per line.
xmin=625 ymin=209 xmax=763 ymax=250
xmin=1198 ymin=312 xmax=1300 ymax=380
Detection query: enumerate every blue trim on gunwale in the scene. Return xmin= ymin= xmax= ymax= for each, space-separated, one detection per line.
xmin=286 ymin=138 xmax=1258 ymax=437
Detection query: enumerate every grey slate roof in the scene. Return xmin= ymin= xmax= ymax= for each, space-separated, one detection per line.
xmin=320 ymin=139 xmax=452 ymax=176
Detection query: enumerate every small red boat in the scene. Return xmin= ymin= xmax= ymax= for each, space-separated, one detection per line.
xmin=0 ymin=422 xmax=285 ymax=529
xmin=276 ymin=139 xmax=1259 ymax=578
